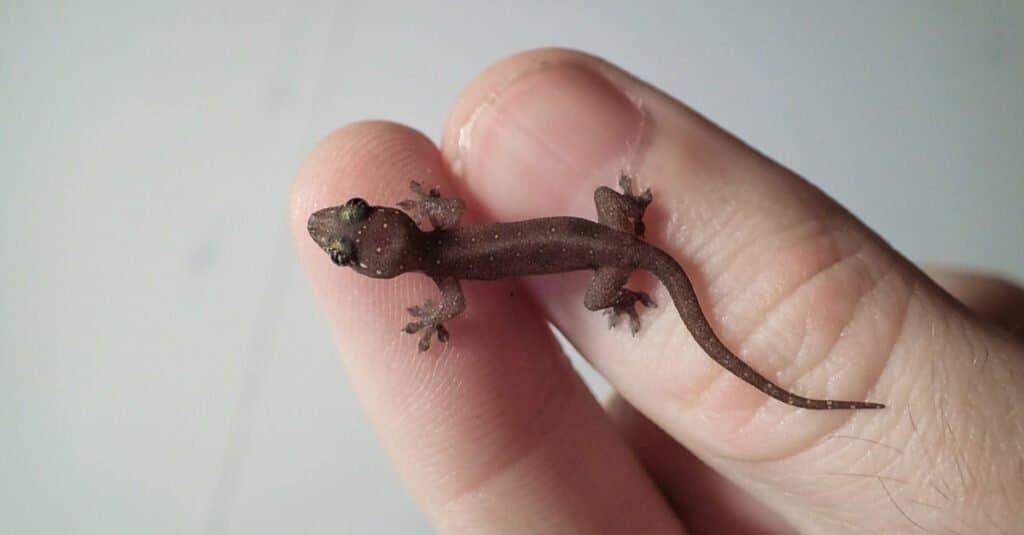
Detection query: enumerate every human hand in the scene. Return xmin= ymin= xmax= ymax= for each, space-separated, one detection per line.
xmin=291 ymin=49 xmax=1024 ymax=534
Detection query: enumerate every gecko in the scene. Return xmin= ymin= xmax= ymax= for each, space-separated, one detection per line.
xmin=307 ymin=176 xmax=884 ymax=410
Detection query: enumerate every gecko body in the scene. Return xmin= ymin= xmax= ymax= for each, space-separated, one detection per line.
xmin=307 ymin=177 xmax=884 ymax=410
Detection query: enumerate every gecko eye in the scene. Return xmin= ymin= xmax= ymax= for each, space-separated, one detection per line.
xmin=342 ymin=197 xmax=371 ymax=222
xmin=329 ymin=238 xmax=356 ymax=266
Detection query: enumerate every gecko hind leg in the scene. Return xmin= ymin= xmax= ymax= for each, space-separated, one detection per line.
xmin=585 ymin=267 xmax=657 ymax=335
xmin=397 ymin=180 xmax=465 ymax=230
xmin=594 ymin=173 xmax=652 ymax=237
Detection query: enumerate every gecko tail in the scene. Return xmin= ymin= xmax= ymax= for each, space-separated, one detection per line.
xmin=641 ymin=247 xmax=885 ymax=410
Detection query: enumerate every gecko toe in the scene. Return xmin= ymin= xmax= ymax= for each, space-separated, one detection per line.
xmin=417 ymin=334 xmax=432 ymax=352
xmin=604 ymin=308 xmax=620 ymax=329
xmin=436 ymin=324 xmax=450 ymax=343
xmin=627 ymin=308 xmax=641 ymax=334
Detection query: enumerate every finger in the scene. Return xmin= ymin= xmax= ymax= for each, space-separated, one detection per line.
xmin=925 ymin=266 xmax=1024 ymax=336
xmin=605 ymin=395 xmax=795 ymax=535
xmin=440 ymin=49 xmax=1024 ymax=532
xmin=290 ymin=122 xmax=683 ymax=534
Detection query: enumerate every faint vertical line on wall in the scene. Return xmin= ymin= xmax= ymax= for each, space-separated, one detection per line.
xmin=203 ymin=1 xmax=359 ymax=533
xmin=203 ymin=228 xmax=292 ymax=535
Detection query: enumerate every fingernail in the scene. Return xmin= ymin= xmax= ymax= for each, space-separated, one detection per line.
xmin=454 ymin=63 xmax=644 ymax=214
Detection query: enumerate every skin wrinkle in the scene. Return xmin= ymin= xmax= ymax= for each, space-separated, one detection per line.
xmin=506 ymin=111 xmax=586 ymax=179
xmin=729 ymin=222 xmax=882 ymax=406
xmin=668 ymin=194 xmax=746 ymax=269
xmin=818 ymin=515 xmax=887 ymax=535
xmin=820 ymin=244 xmax=907 ymax=380
xmin=797 ymin=242 xmax=904 ymax=389
xmin=735 ymin=224 xmax=866 ymax=366
xmin=826 ymin=435 xmax=904 ymax=456
xmin=694 ymin=363 xmax=774 ymax=429
xmin=722 ymin=213 xmax=865 ymax=332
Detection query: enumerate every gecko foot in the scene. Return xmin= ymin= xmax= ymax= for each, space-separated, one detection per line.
xmin=603 ymin=290 xmax=657 ymax=335
xmin=402 ymin=300 xmax=451 ymax=351
xmin=397 ymin=180 xmax=464 ymax=230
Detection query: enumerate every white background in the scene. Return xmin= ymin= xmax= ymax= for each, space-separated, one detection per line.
xmin=3 ymin=2 xmax=1022 ymax=533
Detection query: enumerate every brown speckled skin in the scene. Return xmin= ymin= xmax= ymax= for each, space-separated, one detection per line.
xmin=307 ymin=178 xmax=884 ymax=410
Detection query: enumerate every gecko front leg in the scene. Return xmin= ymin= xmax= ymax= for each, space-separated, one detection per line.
xmin=397 ymin=182 xmax=468 ymax=351
xmin=403 ymin=276 xmax=466 ymax=351
xmin=397 ymin=180 xmax=465 ymax=230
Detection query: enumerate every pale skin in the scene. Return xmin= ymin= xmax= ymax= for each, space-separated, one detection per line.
xmin=291 ymin=49 xmax=1024 ymax=534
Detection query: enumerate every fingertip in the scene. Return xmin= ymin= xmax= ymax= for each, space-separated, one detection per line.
xmin=440 ymin=49 xmax=651 ymax=219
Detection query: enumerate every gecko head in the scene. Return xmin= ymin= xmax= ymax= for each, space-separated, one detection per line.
xmin=307 ymin=197 xmax=418 ymax=278
xmin=307 ymin=198 xmax=374 ymax=268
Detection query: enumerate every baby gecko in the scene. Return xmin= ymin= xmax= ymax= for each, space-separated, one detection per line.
xmin=307 ymin=176 xmax=884 ymax=410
